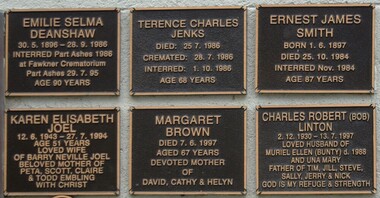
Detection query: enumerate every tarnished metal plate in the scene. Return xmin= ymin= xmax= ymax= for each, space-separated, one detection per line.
xmin=256 ymin=105 xmax=375 ymax=194
xmin=130 ymin=7 xmax=246 ymax=95
xmin=256 ymin=4 xmax=374 ymax=93
xmin=4 ymin=108 xmax=120 ymax=196
xmin=130 ymin=107 xmax=246 ymax=194
xmin=5 ymin=9 xmax=120 ymax=96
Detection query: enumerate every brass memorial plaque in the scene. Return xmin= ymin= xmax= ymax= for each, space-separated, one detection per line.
xmin=5 ymin=9 xmax=120 ymax=96
xmin=256 ymin=105 xmax=375 ymax=194
xmin=256 ymin=5 xmax=374 ymax=93
xmin=4 ymin=108 xmax=120 ymax=196
xmin=130 ymin=107 xmax=246 ymax=194
xmin=130 ymin=7 xmax=246 ymax=95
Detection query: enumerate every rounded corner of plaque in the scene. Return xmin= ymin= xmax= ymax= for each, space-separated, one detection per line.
xmin=129 ymin=189 xmax=135 ymax=195
xmin=129 ymin=8 xmax=136 ymax=13
xmin=129 ymin=90 xmax=135 ymax=96
xmin=129 ymin=106 xmax=136 ymax=111
xmin=3 ymin=191 xmax=9 ymax=197
xmin=370 ymin=88 xmax=374 ymax=94
xmin=241 ymin=189 xmax=247 ymax=195
xmin=255 ymin=189 xmax=262 ymax=195
xmin=5 ymin=90 xmax=10 ymax=96
xmin=115 ymin=107 xmax=121 ymax=112
xmin=255 ymin=87 xmax=261 ymax=93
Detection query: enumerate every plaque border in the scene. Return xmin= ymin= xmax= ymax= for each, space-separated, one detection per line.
xmin=129 ymin=106 xmax=247 ymax=195
xmin=3 ymin=107 xmax=121 ymax=196
xmin=255 ymin=104 xmax=376 ymax=195
xmin=5 ymin=8 xmax=121 ymax=96
xmin=255 ymin=4 xmax=375 ymax=94
xmin=129 ymin=7 xmax=247 ymax=95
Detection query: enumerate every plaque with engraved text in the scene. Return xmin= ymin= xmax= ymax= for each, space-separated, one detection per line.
xmin=130 ymin=107 xmax=246 ymax=194
xmin=256 ymin=105 xmax=375 ymax=194
xmin=131 ymin=7 xmax=246 ymax=95
xmin=4 ymin=108 xmax=120 ymax=196
xmin=6 ymin=9 xmax=120 ymax=96
xmin=256 ymin=5 xmax=374 ymax=93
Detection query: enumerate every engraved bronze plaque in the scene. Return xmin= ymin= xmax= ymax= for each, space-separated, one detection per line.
xmin=256 ymin=5 xmax=374 ymax=93
xmin=4 ymin=108 xmax=120 ymax=196
xmin=6 ymin=9 xmax=120 ymax=96
xmin=131 ymin=7 xmax=246 ymax=95
xmin=130 ymin=107 xmax=246 ymax=194
xmin=256 ymin=105 xmax=375 ymax=194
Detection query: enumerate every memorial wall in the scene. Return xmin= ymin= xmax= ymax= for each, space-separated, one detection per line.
xmin=0 ymin=0 xmax=379 ymax=197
